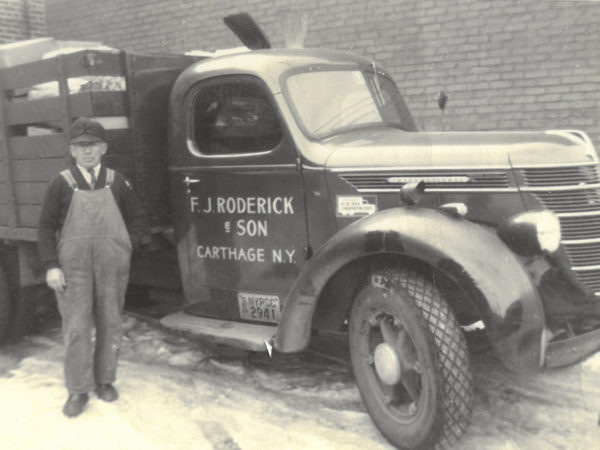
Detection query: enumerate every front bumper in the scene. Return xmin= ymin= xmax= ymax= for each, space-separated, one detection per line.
xmin=545 ymin=326 xmax=600 ymax=368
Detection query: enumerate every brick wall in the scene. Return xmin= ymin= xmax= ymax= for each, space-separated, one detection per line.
xmin=45 ymin=0 xmax=600 ymax=144
xmin=0 ymin=0 xmax=46 ymax=42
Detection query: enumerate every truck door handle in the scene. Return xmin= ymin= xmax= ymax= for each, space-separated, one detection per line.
xmin=183 ymin=176 xmax=201 ymax=187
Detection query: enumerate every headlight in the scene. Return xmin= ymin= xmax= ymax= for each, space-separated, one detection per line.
xmin=498 ymin=210 xmax=561 ymax=256
xmin=533 ymin=210 xmax=561 ymax=252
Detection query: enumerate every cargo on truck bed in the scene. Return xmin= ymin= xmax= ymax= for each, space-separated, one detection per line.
xmin=0 ymin=47 xmax=198 ymax=242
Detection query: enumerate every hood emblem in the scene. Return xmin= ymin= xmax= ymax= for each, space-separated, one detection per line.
xmin=387 ymin=176 xmax=471 ymax=184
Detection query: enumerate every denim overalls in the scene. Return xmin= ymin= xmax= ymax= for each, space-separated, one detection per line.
xmin=56 ymin=168 xmax=132 ymax=394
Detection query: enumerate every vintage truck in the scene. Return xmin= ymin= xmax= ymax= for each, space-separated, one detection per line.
xmin=2 ymin=14 xmax=600 ymax=449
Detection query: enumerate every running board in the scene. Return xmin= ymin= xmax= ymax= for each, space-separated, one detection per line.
xmin=160 ymin=311 xmax=276 ymax=352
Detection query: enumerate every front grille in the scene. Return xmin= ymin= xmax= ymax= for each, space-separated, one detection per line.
xmin=535 ymin=190 xmax=600 ymax=214
xmin=522 ymin=166 xmax=600 ymax=187
xmin=563 ymin=242 xmax=600 ymax=266
xmin=522 ymin=164 xmax=600 ymax=296
xmin=339 ymin=170 xmax=509 ymax=192
xmin=560 ymin=215 xmax=600 ymax=241
xmin=571 ymin=269 xmax=600 ymax=294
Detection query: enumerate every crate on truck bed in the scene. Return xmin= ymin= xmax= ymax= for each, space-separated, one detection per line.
xmin=0 ymin=47 xmax=199 ymax=242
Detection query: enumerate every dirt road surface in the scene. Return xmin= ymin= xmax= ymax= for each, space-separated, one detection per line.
xmin=1 ymin=306 xmax=599 ymax=449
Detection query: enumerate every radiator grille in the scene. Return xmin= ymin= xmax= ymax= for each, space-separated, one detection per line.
xmin=572 ymin=269 xmax=600 ymax=294
xmin=563 ymin=242 xmax=600 ymax=266
xmin=534 ymin=190 xmax=600 ymax=214
xmin=559 ymin=215 xmax=600 ymax=241
xmin=522 ymin=164 xmax=600 ymax=297
xmin=522 ymin=166 xmax=600 ymax=187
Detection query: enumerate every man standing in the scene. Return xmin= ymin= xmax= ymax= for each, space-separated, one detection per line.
xmin=38 ymin=117 xmax=146 ymax=417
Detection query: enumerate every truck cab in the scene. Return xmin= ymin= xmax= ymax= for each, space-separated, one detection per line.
xmin=162 ymin=48 xmax=600 ymax=448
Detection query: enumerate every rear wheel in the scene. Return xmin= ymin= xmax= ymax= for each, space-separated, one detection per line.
xmin=0 ymin=266 xmax=10 ymax=342
xmin=8 ymin=285 xmax=40 ymax=340
xmin=349 ymin=268 xmax=473 ymax=449
xmin=0 ymin=259 xmax=39 ymax=343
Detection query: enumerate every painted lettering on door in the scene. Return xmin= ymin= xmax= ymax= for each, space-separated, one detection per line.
xmin=190 ymin=196 xmax=298 ymax=264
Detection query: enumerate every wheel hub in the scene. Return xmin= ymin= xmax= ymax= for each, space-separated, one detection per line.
xmin=374 ymin=342 xmax=402 ymax=385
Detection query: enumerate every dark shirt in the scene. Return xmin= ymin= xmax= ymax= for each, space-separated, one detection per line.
xmin=37 ymin=165 xmax=147 ymax=271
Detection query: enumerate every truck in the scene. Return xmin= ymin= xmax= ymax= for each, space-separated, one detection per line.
xmin=2 ymin=14 xmax=600 ymax=449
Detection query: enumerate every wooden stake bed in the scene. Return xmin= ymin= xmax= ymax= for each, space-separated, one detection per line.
xmin=0 ymin=48 xmax=200 ymax=241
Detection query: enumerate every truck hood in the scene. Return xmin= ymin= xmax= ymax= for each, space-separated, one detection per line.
xmin=323 ymin=128 xmax=595 ymax=169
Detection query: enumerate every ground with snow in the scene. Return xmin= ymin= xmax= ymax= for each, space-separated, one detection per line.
xmin=1 ymin=308 xmax=600 ymax=449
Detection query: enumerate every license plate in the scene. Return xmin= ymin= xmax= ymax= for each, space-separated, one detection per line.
xmin=238 ymin=292 xmax=281 ymax=323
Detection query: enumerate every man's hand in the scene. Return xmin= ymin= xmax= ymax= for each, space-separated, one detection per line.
xmin=46 ymin=268 xmax=66 ymax=292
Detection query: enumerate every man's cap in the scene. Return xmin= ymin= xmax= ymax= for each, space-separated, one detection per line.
xmin=69 ymin=117 xmax=106 ymax=143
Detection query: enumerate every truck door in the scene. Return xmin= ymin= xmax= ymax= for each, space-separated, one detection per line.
xmin=169 ymin=75 xmax=308 ymax=325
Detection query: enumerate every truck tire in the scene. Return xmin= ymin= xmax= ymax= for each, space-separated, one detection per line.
xmin=8 ymin=285 xmax=39 ymax=340
xmin=0 ymin=264 xmax=37 ymax=343
xmin=0 ymin=266 xmax=10 ymax=342
xmin=348 ymin=268 xmax=473 ymax=449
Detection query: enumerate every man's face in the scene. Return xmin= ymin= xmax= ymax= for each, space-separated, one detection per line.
xmin=69 ymin=141 xmax=107 ymax=169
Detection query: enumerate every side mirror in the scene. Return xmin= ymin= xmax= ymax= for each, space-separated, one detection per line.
xmin=437 ymin=91 xmax=448 ymax=111
xmin=400 ymin=181 xmax=425 ymax=206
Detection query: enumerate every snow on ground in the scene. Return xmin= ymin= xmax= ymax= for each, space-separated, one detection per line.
xmin=461 ymin=351 xmax=600 ymax=449
xmin=1 ymin=311 xmax=600 ymax=449
xmin=0 ymin=314 xmax=389 ymax=450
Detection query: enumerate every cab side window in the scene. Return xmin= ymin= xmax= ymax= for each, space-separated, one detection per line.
xmin=193 ymin=81 xmax=282 ymax=155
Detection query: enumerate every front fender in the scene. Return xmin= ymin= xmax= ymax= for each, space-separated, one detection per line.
xmin=275 ymin=207 xmax=545 ymax=371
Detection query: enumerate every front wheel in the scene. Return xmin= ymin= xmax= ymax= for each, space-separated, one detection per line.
xmin=349 ymin=268 xmax=473 ymax=449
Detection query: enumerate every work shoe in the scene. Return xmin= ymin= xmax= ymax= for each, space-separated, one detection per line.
xmin=62 ymin=393 xmax=89 ymax=417
xmin=95 ymin=383 xmax=118 ymax=402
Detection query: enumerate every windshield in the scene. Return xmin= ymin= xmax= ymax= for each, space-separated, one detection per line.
xmin=285 ymin=69 xmax=417 ymax=139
